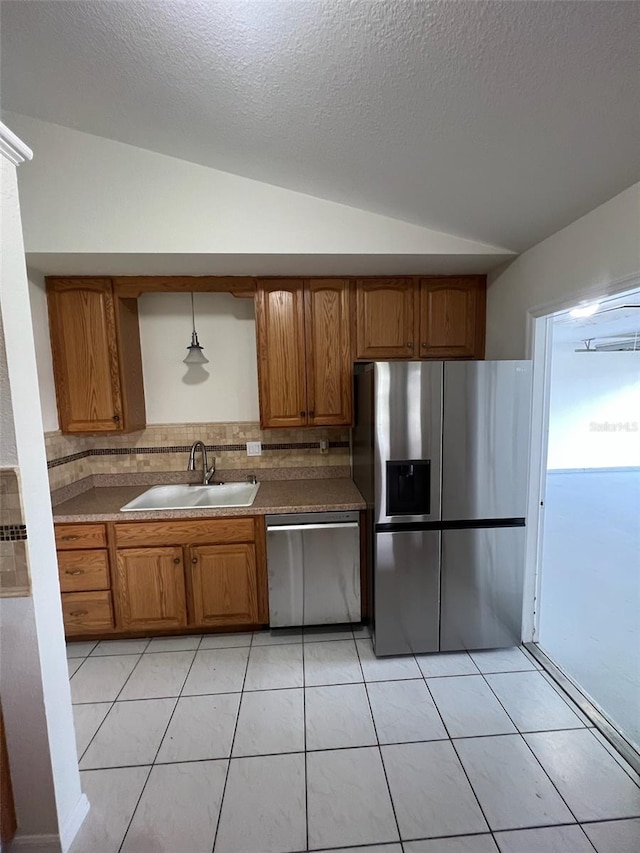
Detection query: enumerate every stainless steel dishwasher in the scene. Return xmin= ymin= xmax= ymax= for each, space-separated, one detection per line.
xmin=266 ymin=511 xmax=361 ymax=627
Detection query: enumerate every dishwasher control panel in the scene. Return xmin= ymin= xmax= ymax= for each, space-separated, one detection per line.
xmin=266 ymin=511 xmax=359 ymax=527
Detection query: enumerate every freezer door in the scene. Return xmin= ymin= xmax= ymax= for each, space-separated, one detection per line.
xmin=440 ymin=526 xmax=526 ymax=651
xmin=374 ymin=361 xmax=443 ymax=524
xmin=374 ymin=530 xmax=440 ymax=656
xmin=442 ymin=361 xmax=532 ymax=520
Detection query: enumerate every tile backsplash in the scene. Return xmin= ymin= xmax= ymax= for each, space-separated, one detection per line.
xmin=0 ymin=468 xmax=30 ymax=596
xmin=45 ymin=422 xmax=351 ymax=492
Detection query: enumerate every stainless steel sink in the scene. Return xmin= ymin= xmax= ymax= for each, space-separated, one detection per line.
xmin=120 ymin=482 xmax=260 ymax=512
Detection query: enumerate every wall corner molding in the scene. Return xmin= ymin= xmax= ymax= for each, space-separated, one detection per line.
xmin=0 ymin=122 xmax=33 ymax=166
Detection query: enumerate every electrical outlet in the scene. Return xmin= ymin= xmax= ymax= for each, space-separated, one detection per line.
xmin=246 ymin=441 xmax=262 ymax=457
xmin=319 ymin=440 xmax=329 ymax=455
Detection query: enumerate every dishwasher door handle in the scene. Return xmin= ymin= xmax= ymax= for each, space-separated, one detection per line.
xmin=267 ymin=522 xmax=360 ymax=533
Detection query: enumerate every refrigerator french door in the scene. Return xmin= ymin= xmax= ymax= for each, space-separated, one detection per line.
xmin=439 ymin=361 xmax=532 ymax=651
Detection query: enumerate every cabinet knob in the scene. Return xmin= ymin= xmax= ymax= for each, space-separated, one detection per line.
xmin=422 ymin=342 xmax=428 ymax=348
xmin=69 ymin=610 xmax=88 ymax=617
xmin=407 ymin=342 xmax=414 ymax=348
xmin=65 ymin=569 xmax=83 ymax=576
xmin=173 ymin=557 xmax=181 ymax=565
xmin=191 ymin=557 xmax=197 ymax=564
xmin=309 ymin=410 xmax=315 ymax=418
xmin=113 ymin=414 xmax=120 ymax=422
xmin=300 ymin=411 xmax=306 ymax=418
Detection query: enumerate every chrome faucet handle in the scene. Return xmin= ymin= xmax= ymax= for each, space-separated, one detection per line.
xmin=205 ymin=465 xmax=216 ymax=484
xmin=247 ymin=474 xmax=257 ymax=485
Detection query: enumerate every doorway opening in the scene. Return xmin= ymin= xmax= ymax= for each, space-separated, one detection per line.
xmin=527 ymin=286 xmax=640 ymax=764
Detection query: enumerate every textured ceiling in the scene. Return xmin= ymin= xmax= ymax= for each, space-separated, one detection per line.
xmin=2 ymin=0 xmax=639 ymax=251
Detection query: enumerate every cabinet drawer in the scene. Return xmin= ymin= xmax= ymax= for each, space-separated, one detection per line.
xmin=55 ymin=523 xmax=107 ymax=550
xmin=62 ymin=591 xmax=114 ymax=635
xmin=114 ymin=517 xmax=255 ymax=547
xmin=58 ymin=550 xmax=110 ymax=592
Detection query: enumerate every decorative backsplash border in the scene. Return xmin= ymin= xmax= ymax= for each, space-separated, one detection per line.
xmin=47 ymin=440 xmax=349 ymax=470
xmin=0 ymin=524 xmax=28 ymax=542
xmin=0 ymin=469 xmax=30 ymax=596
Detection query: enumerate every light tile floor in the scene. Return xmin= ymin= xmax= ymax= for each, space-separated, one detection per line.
xmin=67 ymin=628 xmax=640 ymax=853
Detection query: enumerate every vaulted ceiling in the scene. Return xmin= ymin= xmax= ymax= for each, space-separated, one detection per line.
xmin=2 ymin=0 xmax=639 ymax=252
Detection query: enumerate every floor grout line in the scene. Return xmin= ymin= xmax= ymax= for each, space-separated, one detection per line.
xmin=355 ymin=637 xmax=403 ymax=846
xmin=210 ymin=628 xmax=252 ymax=853
xmin=476 ymin=665 xmax=588 ymax=832
xmin=114 ymin=645 xmax=200 ymax=853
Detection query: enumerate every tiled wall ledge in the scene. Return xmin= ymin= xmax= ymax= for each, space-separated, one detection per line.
xmin=45 ymin=423 xmax=351 ymax=493
xmin=0 ymin=468 xmax=31 ymax=597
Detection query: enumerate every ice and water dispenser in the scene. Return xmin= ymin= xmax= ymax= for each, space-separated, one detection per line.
xmin=385 ymin=460 xmax=431 ymax=516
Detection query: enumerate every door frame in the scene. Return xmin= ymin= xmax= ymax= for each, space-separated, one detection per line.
xmin=521 ymin=272 xmax=640 ymax=643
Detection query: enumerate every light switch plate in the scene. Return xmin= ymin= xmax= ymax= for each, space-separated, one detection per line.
xmin=246 ymin=441 xmax=262 ymax=456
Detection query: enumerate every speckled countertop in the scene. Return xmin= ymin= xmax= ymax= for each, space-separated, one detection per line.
xmin=52 ymin=479 xmax=366 ymax=523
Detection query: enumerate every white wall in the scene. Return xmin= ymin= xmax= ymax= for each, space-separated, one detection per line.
xmin=139 ymin=292 xmax=259 ymax=423
xmin=547 ymin=350 xmax=640 ymax=470
xmin=28 ymin=269 xmax=59 ymax=432
xmin=1 ymin=149 xmax=86 ymax=851
xmin=0 ymin=313 xmax=18 ymax=464
xmin=486 ymin=183 xmax=640 ymax=359
xmin=6 ymin=112 xmax=510 ymax=260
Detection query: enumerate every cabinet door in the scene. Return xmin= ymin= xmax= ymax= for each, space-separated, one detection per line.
xmin=419 ymin=278 xmax=486 ymax=359
xmin=355 ymin=279 xmax=418 ymax=359
xmin=305 ymin=279 xmax=352 ymax=426
xmin=47 ymin=279 xmax=124 ymax=433
xmin=115 ymin=547 xmax=187 ymax=630
xmin=255 ymin=281 xmax=307 ymax=427
xmin=189 ymin=544 xmax=259 ymax=627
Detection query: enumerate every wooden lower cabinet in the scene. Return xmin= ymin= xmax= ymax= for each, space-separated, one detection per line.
xmin=108 ymin=516 xmax=267 ymax=636
xmin=62 ymin=591 xmax=114 ymax=635
xmin=189 ymin=543 xmax=259 ymax=627
xmin=115 ymin=547 xmax=188 ymax=630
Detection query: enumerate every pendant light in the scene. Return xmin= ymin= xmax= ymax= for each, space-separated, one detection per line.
xmin=183 ymin=292 xmax=209 ymax=365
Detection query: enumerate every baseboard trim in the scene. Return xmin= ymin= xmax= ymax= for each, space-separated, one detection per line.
xmin=8 ymin=834 xmax=61 ymax=851
xmin=60 ymin=793 xmax=90 ymax=853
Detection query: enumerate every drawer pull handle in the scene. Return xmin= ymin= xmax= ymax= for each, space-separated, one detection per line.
xmin=69 ymin=610 xmax=88 ymax=617
xmin=173 ymin=557 xmax=181 ymax=565
xmin=65 ymin=570 xmax=83 ymax=576
xmin=61 ymin=535 xmax=80 ymax=541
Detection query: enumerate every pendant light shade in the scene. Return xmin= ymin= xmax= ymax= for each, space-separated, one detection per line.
xmin=184 ymin=293 xmax=209 ymax=365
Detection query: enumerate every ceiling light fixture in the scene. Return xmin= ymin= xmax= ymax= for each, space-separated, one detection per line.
xmin=569 ymin=302 xmax=600 ymax=318
xmin=183 ymin=292 xmax=209 ymax=365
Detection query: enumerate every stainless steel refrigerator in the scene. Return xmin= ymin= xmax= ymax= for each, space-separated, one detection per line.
xmin=353 ymin=360 xmax=532 ymax=656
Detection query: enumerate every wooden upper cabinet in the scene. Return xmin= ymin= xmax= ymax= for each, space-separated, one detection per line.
xmin=188 ymin=543 xmax=259 ymax=627
xmin=355 ymin=279 xmax=418 ymax=359
xmin=304 ymin=280 xmax=352 ymax=426
xmin=47 ymin=278 xmax=145 ymax=434
xmin=419 ymin=277 xmax=486 ymax=359
xmin=255 ymin=281 xmax=307 ymax=428
xmin=115 ymin=547 xmax=187 ymax=630
xmin=255 ymin=279 xmax=352 ymax=428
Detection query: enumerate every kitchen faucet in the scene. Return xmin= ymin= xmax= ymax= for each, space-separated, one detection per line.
xmin=187 ymin=440 xmax=216 ymax=484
